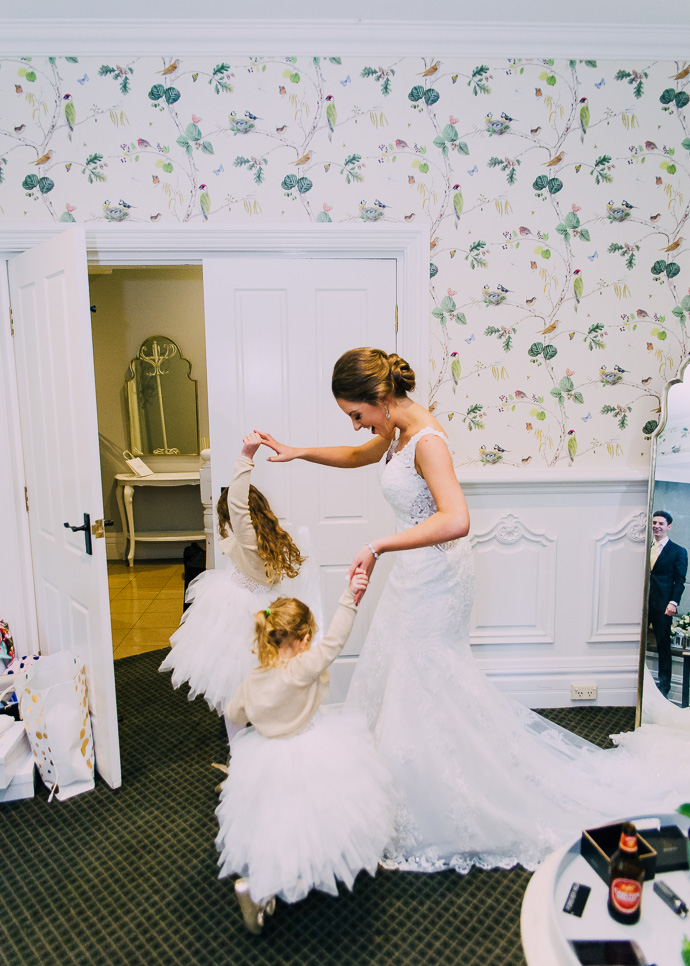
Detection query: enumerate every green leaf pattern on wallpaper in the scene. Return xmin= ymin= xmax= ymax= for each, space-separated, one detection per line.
xmin=0 ymin=54 xmax=689 ymax=468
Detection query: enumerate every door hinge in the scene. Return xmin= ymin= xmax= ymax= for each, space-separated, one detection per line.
xmin=9 ymin=306 xmax=14 ymax=337
xmin=395 ymin=304 xmax=398 ymax=334
xmin=24 ymin=486 xmax=29 ymax=512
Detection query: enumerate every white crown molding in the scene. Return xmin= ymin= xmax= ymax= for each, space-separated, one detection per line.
xmin=0 ymin=18 xmax=689 ymax=58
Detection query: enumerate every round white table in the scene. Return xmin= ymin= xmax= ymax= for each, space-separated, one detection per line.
xmin=521 ymin=813 xmax=690 ymax=965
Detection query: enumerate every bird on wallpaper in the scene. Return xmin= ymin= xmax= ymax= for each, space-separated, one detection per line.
xmin=650 ymin=213 xmax=661 ymax=223
xmin=325 ymin=95 xmax=337 ymax=142
xmin=537 ymin=321 xmax=558 ymax=335
xmin=228 ymin=114 xmax=254 ymax=135
xmin=496 ymin=283 xmax=511 ymax=294
xmin=578 ymin=96 xmax=590 ymax=141
xmin=14 ymin=123 xmax=25 ymax=134
xmin=482 ymin=285 xmax=505 ymax=306
xmin=567 ymin=430 xmax=577 ymax=465
xmin=573 ymin=269 xmax=583 ymax=309
xmin=374 ymin=199 xmax=391 ymax=209
xmin=157 ymin=60 xmax=180 ymax=75
xmin=621 ymin=200 xmax=636 ymax=210
xmin=418 ymin=61 xmax=440 ymax=77
xmin=493 ymin=444 xmax=508 ymax=454
xmin=244 ymin=110 xmax=260 ymax=121
xmin=514 ymin=390 xmax=528 ymax=399
xmin=63 ymin=94 xmax=75 ymax=140
xmin=670 ymin=65 xmax=690 ymax=80
xmin=30 ymin=151 xmax=52 ymax=166
xmin=661 ymin=237 xmax=683 ymax=252
xmin=292 ymin=152 xmax=313 ymax=166
xmin=599 ymin=365 xmax=622 ymax=386
xmin=606 ymin=201 xmax=631 ymax=223
xmin=102 ymin=200 xmax=129 ymax=222
xmin=451 ymin=184 xmax=463 ymax=228
xmin=479 ymin=445 xmax=502 ymax=465
xmin=614 ymin=365 xmax=629 ymax=375
xmin=199 ymin=184 xmax=210 ymax=221
xmin=359 ymin=200 xmax=384 ymax=222
xmin=485 ymin=112 xmax=510 ymax=135
xmin=450 ymin=352 xmax=461 ymax=392
xmin=542 ymin=152 xmax=564 ymax=166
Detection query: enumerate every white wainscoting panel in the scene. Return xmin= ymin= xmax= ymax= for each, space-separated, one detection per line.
xmin=470 ymin=513 xmax=556 ymax=646
xmin=588 ymin=512 xmax=647 ymax=645
xmin=463 ymin=475 xmax=648 ymax=707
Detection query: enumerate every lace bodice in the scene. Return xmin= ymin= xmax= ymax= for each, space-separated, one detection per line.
xmin=380 ymin=427 xmax=451 ymax=531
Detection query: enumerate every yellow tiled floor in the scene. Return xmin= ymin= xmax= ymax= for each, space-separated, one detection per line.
xmin=108 ymin=559 xmax=185 ymax=659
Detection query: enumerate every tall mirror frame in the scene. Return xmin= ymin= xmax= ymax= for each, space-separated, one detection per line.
xmin=637 ymin=356 xmax=690 ymax=726
xmin=125 ymin=334 xmax=200 ymax=457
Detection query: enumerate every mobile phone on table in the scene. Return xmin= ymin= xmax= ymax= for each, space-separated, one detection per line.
xmin=569 ymin=939 xmax=649 ymax=965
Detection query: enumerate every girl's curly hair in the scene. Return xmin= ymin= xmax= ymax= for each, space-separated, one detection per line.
xmin=217 ymin=485 xmax=305 ymax=582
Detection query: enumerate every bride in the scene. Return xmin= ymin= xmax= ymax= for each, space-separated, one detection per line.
xmin=260 ymin=347 xmax=690 ymax=874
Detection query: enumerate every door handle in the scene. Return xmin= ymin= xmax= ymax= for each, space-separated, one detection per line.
xmin=64 ymin=512 xmax=93 ymax=555
xmin=91 ymin=519 xmax=114 ymax=540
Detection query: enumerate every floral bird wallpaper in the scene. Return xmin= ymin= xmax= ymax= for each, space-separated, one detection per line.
xmin=1 ymin=53 xmax=689 ymax=471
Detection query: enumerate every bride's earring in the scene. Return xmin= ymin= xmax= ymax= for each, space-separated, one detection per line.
xmin=385 ymin=410 xmax=390 ymax=419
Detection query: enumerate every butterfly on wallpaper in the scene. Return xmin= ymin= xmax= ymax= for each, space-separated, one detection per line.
xmin=587 ymin=251 xmax=599 ymax=261
xmin=464 ymin=334 xmax=475 ymax=344
xmin=451 ymin=74 xmax=458 ymax=83
xmin=582 ymin=412 xmax=592 ymax=422
xmin=152 ymin=175 xmax=160 ymax=184
xmin=467 ymin=164 xmax=478 ymax=176
xmin=647 ymin=342 xmax=654 ymax=350
xmin=77 ymin=74 xmax=89 ymax=85
xmin=340 ymin=75 xmax=351 ymax=86
xmin=213 ymin=164 xmax=224 ymax=175
xmin=594 ymin=78 xmax=605 ymax=88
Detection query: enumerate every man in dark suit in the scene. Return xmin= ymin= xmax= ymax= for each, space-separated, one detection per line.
xmin=649 ymin=510 xmax=688 ymax=697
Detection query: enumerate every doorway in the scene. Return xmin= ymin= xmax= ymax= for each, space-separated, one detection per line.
xmin=89 ymin=264 xmax=208 ymax=662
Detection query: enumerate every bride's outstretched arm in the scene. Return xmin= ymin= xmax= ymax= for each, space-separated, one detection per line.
xmin=257 ymin=431 xmax=388 ymax=468
xmin=348 ymin=434 xmax=470 ymax=578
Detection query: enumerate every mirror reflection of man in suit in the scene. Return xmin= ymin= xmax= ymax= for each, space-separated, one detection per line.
xmin=649 ymin=510 xmax=689 ymax=698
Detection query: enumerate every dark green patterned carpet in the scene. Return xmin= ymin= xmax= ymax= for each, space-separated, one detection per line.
xmin=0 ymin=650 xmax=635 ymax=966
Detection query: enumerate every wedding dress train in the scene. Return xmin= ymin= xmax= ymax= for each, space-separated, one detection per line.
xmin=346 ymin=427 xmax=690 ymax=873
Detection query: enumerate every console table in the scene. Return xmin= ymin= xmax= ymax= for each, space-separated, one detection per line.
xmin=115 ymin=472 xmax=206 ymax=567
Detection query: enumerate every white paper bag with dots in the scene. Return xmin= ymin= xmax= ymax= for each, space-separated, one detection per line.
xmin=16 ymin=651 xmax=95 ymax=802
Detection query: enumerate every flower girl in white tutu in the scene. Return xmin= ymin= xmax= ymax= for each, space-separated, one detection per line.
xmin=215 ymin=569 xmax=394 ymax=935
xmin=159 ymin=432 xmax=307 ymax=740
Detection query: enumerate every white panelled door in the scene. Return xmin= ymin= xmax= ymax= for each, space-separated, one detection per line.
xmin=8 ymin=228 xmax=121 ymax=788
xmin=203 ymin=257 xmax=397 ymax=701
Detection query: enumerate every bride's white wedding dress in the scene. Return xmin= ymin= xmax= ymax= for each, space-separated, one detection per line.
xmin=346 ymin=427 xmax=690 ymax=874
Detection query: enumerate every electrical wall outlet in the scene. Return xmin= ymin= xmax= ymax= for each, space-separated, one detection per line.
xmin=570 ymin=684 xmax=598 ymax=701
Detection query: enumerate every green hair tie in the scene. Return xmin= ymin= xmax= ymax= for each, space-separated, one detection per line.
xmin=264 ymin=608 xmax=271 ymax=617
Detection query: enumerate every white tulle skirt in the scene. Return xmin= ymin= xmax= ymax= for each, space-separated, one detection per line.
xmin=215 ymin=710 xmax=395 ymax=904
xmin=159 ymin=567 xmax=275 ymax=714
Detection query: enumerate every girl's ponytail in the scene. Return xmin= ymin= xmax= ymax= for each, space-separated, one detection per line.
xmin=254 ymin=598 xmax=316 ymax=667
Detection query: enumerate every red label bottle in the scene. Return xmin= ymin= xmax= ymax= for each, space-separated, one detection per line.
xmin=607 ymin=822 xmax=644 ymax=925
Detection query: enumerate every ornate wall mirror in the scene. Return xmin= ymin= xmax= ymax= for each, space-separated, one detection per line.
xmin=125 ymin=335 xmax=199 ymax=456
xmin=638 ymin=359 xmax=690 ymax=723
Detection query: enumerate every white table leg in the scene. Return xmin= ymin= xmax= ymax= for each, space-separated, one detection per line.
xmin=123 ymin=484 xmax=135 ymax=567
xmin=114 ymin=483 xmax=129 ymax=564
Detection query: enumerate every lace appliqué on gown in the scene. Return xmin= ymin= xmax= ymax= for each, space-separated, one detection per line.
xmin=346 ymin=427 xmax=690 ymax=875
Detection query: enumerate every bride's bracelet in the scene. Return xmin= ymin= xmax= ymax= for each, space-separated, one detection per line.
xmin=367 ymin=543 xmax=380 ymax=560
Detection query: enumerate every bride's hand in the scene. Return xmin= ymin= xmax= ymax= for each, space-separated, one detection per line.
xmin=257 ymin=431 xmax=299 ymax=463
xmin=348 ymin=544 xmax=378 ymax=583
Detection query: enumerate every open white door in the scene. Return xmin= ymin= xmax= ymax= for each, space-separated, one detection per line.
xmin=203 ymin=257 xmax=397 ymax=701
xmin=8 ymin=228 xmax=121 ymax=789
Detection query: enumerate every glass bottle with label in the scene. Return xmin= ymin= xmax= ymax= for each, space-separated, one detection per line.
xmin=608 ymin=822 xmax=644 ymax=925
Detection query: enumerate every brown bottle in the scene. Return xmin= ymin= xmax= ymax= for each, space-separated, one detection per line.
xmin=607 ymin=822 xmax=644 ymax=925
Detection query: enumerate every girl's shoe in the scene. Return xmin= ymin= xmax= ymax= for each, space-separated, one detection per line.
xmin=211 ymin=760 xmax=229 ymax=793
xmin=234 ymin=878 xmax=275 ymax=934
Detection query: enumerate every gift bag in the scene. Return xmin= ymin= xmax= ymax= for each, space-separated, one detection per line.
xmin=123 ymin=450 xmax=153 ymax=477
xmin=10 ymin=651 xmax=95 ymax=801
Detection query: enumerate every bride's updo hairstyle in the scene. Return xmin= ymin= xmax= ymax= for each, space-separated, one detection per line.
xmin=331 ymin=347 xmax=416 ymax=404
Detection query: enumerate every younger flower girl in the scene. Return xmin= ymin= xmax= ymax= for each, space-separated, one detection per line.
xmin=159 ymin=432 xmax=307 ymax=740
xmin=215 ymin=569 xmax=394 ymax=934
